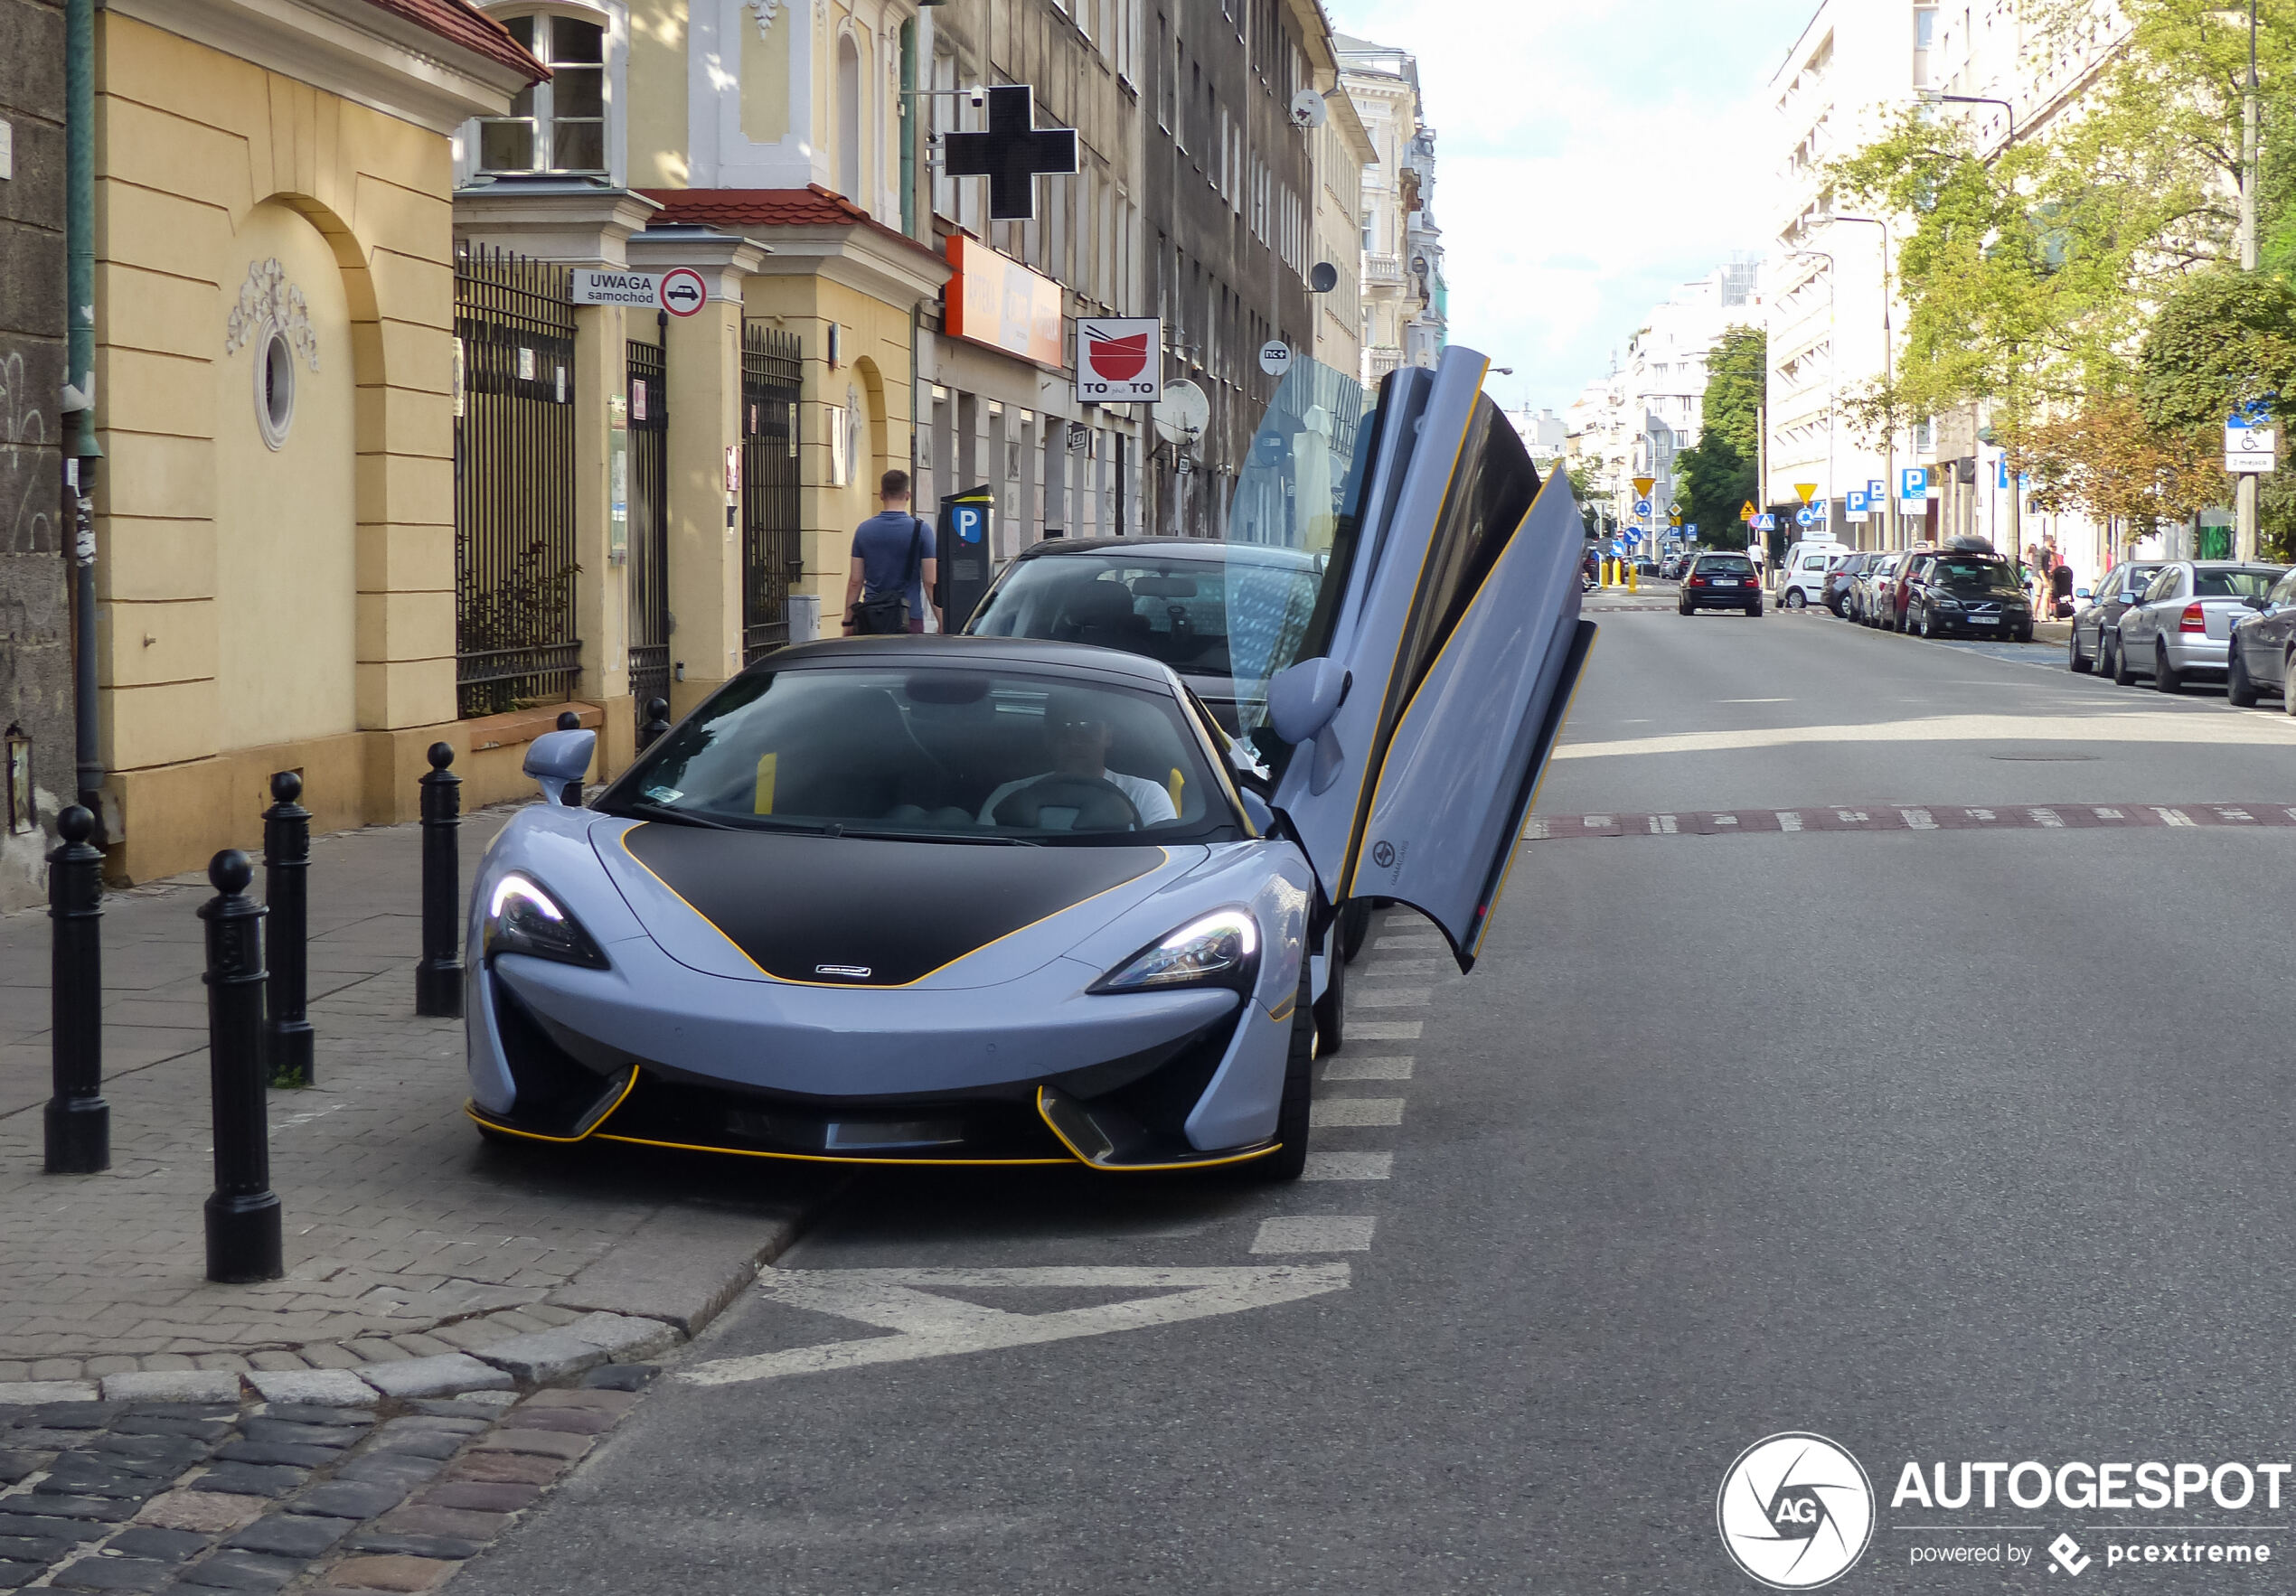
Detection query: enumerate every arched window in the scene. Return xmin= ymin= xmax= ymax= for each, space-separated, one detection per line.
xmin=838 ymin=34 xmax=862 ymax=201
xmin=479 ymin=13 xmax=607 ymax=174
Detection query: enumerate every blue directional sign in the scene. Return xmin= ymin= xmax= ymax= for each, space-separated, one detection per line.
xmin=1795 ymin=508 xmax=1815 ymax=527
xmin=1633 ymin=498 xmax=1653 ymax=520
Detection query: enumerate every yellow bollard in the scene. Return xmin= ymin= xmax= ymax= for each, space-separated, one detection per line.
xmin=1627 ymin=563 xmax=1638 ymax=595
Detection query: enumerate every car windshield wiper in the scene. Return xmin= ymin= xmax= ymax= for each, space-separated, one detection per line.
xmin=613 ymin=802 xmax=825 ymax=834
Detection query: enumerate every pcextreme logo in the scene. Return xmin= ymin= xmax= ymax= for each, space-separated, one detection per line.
xmin=1718 ymin=1432 xmax=1877 ymax=1590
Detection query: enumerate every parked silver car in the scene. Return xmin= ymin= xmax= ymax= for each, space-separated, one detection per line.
xmin=2112 ymin=561 xmax=2289 ymax=690
xmin=2066 ymin=561 xmax=2166 ymax=676
xmin=1854 ymin=554 xmax=1903 ymax=626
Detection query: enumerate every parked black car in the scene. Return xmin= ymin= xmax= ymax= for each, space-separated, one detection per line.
xmin=1903 ymin=549 xmax=2035 ymax=640
xmin=2225 ymin=567 xmax=2296 ymax=706
xmin=1679 ymin=551 xmax=1764 ymax=615
xmin=2066 ymin=561 xmax=2167 ymax=676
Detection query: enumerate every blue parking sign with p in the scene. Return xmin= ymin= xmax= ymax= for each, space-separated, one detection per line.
xmin=1846 ymin=488 xmax=1868 ymax=513
xmin=1900 ymin=465 xmax=1929 ymax=501
xmin=954 ymin=505 xmax=986 ymax=544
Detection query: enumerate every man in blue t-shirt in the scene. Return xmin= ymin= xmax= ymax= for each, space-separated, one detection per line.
xmin=843 ymin=469 xmax=939 ymax=634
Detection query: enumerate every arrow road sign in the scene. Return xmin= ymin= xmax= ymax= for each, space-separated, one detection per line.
xmin=941 ymin=85 xmax=1080 ymax=222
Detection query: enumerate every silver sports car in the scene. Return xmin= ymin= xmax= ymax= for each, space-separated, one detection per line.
xmin=461 ymin=347 xmax=1593 ymax=1179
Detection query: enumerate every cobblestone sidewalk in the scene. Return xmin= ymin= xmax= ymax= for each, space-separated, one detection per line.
xmin=0 ymin=810 xmax=826 ymax=1382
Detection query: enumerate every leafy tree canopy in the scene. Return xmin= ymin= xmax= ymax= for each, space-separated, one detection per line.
xmin=1675 ymin=324 xmax=1765 ymax=545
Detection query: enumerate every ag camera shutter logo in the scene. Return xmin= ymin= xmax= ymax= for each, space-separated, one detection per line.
xmin=1717 ymin=1432 xmax=1875 ymax=1589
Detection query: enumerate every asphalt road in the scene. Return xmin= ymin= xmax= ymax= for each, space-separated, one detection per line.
xmin=454 ymin=597 xmax=2296 ymax=1594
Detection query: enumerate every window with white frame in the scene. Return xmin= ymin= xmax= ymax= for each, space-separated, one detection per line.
xmin=478 ymin=13 xmax=607 ymax=174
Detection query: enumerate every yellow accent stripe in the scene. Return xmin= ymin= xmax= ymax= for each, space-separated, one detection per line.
xmin=615 ymin=825 xmax=1170 ymax=990
xmin=1468 ymin=623 xmax=1597 ymax=962
xmin=1033 ymin=1087 xmax=1282 ymax=1172
xmin=1267 ymin=994 xmax=1298 ymax=1024
xmin=1331 ymin=356 xmax=1491 ymax=899
xmin=463 ymin=1064 xmax=640 ymax=1146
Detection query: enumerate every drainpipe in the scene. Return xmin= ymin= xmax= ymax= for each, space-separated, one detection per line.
xmin=899 ymin=18 xmax=917 ymax=240
xmin=63 ymin=0 xmax=104 ymax=825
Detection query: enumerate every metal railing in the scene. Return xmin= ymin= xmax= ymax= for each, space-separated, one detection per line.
xmin=740 ymin=324 xmax=804 ymax=663
xmin=453 ymin=246 xmax=579 ymax=718
xmin=626 ymin=335 xmax=670 ymax=719
xmin=1362 ymin=252 xmax=1405 ymax=286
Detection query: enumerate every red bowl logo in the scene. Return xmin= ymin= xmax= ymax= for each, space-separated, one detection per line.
xmin=1087 ymin=332 xmax=1150 ymax=382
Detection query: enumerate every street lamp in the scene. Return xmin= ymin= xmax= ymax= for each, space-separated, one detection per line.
xmin=1916 ymin=89 xmax=2017 ymax=154
xmin=1822 ymin=212 xmax=1899 ymax=549
xmin=1787 ymin=249 xmax=1840 ymax=544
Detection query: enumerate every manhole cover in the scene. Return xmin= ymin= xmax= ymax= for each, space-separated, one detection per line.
xmin=1988 ymin=752 xmax=2100 ymax=762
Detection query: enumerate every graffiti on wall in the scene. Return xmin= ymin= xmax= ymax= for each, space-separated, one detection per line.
xmin=0 ymin=350 xmax=58 ymax=556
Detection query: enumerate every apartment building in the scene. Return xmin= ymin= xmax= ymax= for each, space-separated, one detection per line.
xmin=1336 ymin=33 xmax=1427 ymax=388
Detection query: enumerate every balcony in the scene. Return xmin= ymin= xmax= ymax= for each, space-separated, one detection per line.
xmin=1362 ymin=252 xmax=1405 ymax=286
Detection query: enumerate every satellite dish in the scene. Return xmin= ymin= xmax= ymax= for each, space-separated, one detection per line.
xmin=1289 ymin=89 xmax=1328 ymax=131
xmin=1308 ymin=260 xmax=1340 ymax=294
xmin=1154 ymin=380 xmax=1210 ymax=447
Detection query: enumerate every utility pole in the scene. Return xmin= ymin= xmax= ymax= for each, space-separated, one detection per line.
xmin=2238 ymin=0 xmax=2263 ymax=562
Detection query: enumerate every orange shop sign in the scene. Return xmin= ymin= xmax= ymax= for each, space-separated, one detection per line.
xmin=944 ymin=234 xmax=1065 ymax=370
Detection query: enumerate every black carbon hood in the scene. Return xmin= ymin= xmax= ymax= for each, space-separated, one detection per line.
xmin=620 ymin=823 xmax=1162 ymax=986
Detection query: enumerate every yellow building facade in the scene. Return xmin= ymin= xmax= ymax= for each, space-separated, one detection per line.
xmin=91 ymin=1 xmax=541 ymax=881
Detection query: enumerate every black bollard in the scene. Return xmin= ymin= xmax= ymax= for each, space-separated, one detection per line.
xmin=201 ymin=850 xmax=282 ymax=1283
xmin=44 ymin=804 xmax=108 ymax=1174
xmin=638 ymin=696 xmax=671 ymax=753
xmin=415 ymin=742 xmax=463 ymax=1018
xmin=262 ymin=772 xmax=314 ymax=1088
xmin=555 ymin=710 xmax=584 ymax=806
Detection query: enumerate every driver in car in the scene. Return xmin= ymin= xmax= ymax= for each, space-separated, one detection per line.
xmin=978 ymin=695 xmax=1179 ymax=830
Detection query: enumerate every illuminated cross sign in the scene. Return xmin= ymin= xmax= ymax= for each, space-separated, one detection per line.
xmin=942 ymin=86 xmax=1079 ymax=222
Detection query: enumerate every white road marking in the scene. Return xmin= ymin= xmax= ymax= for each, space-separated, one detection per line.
xmin=1714 ymin=814 xmax=1739 ymax=826
xmin=2156 ymin=807 xmax=2196 ymax=827
xmin=1969 ymin=808 xmax=1997 ymax=822
xmin=1353 ymin=987 xmax=1431 ymax=1008
xmin=1303 ymin=1152 xmax=1393 ymax=1181
xmin=1776 ymin=812 xmax=1803 ymax=833
xmin=1899 ymin=808 xmax=1936 ymax=831
xmin=1251 ymin=1216 xmax=1377 ymax=1254
xmin=1312 ymin=1098 xmax=1406 ymax=1127
xmin=1363 ymin=959 xmax=1448 ymax=975
xmin=1554 ymin=710 xmax=2296 ymax=760
xmin=1351 ymin=1019 xmax=1423 ymax=1040
xmin=1649 ymin=813 xmax=1679 ymax=833
xmin=1718 ymin=698 xmax=1792 ymax=703
xmin=1523 ymin=815 xmax=1549 ymax=840
xmin=1374 ymin=935 xmax=1444 ymax=951
xmin=2029 ymin=808 xmax=2064 ymax=828
xmin=678 ymin=1264 xmax=1352 ymax=1385
xmin=1323 ymin=1056 xmax=1414 ymax=1081
xmin=1835 ymin=810 xmax=1868 ymax=823
xmin=2216 ymin=807 xmax=2255 ymax=822
xmin=2094 ymin=807 xmax=2124 ymax=821
xmin=1585 ymin=814 xmax=1613 ymax=829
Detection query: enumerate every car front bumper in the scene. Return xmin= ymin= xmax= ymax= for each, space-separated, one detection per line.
xmin=464 ymin=936 xmax=1294 ymax=1171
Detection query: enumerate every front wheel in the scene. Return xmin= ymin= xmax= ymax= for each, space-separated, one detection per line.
xmin=2112 ymin=634 xmax=2137 ymax=686
xmin=2229 ymin=646 xmax=2259 ymax=707
xmin=1257 ymin=962 xmax=1316 ymax=1183
xmin=2068 ymin=628 xmax=2093 ymax=673
xmin=1340 ymin=898 xmax=1374 ymax=963
xmin=2155 ymin=641 xmax=2183 ymax=693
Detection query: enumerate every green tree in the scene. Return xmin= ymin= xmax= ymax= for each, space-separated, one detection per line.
xmin=1675 ymin=325 xmax=1765 ymax=544
xmin=1563 ymin=461 xmax=1605 ymax=538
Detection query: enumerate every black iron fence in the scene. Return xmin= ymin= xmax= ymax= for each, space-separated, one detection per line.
xmin=741 ymin=324 xmax=804 ymax=663
xmin=454 ymin=246 xmax=579 ymax=718
xmin=626 ymin=335 xmax=670 ymax=719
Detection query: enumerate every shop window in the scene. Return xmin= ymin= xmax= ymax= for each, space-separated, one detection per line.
xmin=479 ymin=13 xmax=608 ymax=175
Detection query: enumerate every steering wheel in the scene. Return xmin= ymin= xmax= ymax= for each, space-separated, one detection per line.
xmin=993 ymin=774 xmax=1142 ymax=831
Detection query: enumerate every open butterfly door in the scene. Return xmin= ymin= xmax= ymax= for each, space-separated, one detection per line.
xmin=1268 ymin=346 xmax=1594 ymax=972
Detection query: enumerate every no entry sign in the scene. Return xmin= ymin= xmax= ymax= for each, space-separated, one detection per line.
xmin=1076 ymin=317 xmax=1162 ymax=402
xmin=659 ymin=268 xmax=709 ymax=318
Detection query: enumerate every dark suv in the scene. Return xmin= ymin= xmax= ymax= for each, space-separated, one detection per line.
xmin=1903 ymin=550 xmax=2035 ymax=641
xmin=1679 ymin=551 xmax=1764 ymax=616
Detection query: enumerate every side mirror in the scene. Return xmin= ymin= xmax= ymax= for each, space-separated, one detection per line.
xmin=2074 ymin=587 xmax=2092 ymax=600
xmin=1266 ymin=657 xmax=1351 ymax=796
xmin=2245 ymin=596 xmax=2272 ymax=611
xmin=524 ymin=728 xmax=597 ymax=807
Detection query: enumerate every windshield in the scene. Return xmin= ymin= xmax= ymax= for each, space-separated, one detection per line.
xmin=1697 ymin=556 xmax=1754 ymax=574
xmin=2195 ymin=567 xmax=2285 ymax=598
xmin=1934 ymin=556 xmax=2018 ymax=589
xmin=1226 ymin=356 xmax=1373 ymax=553
xmin=602 ymin=666 xmax=1236 ymax=844
xmin=965 ymin=551 xmax=1322 ymax=704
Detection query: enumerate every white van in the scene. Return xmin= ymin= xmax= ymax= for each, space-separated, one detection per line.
xmin=1779 ymin=539 xmax=1846 ymax=610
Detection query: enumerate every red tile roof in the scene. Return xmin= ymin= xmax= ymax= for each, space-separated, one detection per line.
xmin=362 ymin=0 xmax=548 ymax=81
xmin=639 ymin=186 xmax=946 ymax=262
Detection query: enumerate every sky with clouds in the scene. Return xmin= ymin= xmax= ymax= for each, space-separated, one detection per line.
xmin=1325 ymin=0 xmax=1820 ymax=417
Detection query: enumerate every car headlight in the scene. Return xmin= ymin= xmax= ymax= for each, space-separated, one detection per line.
xmin=484 ymin=873 xmax=609 ymax=969
xmin=1933 ymin=596 xmax=1962 ymax=609
xmin=1092 ymin=909 xmax=1259 ymax=993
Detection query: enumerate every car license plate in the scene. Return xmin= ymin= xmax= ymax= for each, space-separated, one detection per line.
xmin=1971 ymin=615 xmax=1999 ymax=625
xmin=1713 ymin=578 xmax=1738 ymax=587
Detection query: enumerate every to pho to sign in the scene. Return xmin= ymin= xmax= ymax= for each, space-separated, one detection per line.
xmin=1077 ymin=318 xmax=1162 ymax=402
